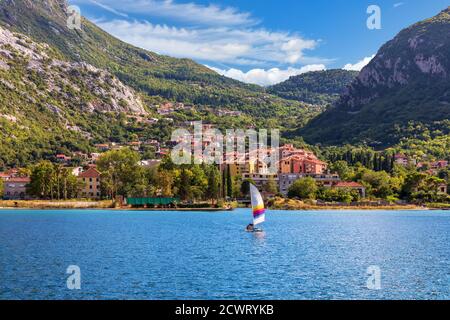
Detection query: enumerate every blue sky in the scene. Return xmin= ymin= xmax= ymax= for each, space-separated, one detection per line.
xmin=70 ymin=0 xmax=450 ymax=85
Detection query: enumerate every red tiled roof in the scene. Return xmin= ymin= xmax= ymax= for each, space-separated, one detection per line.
xmin=78 ymin=168 xmax=101 ymax=178
xmin=334 ymin=181 xmax=364 ymax=188
xmin=6 ymin=177 xmax=30 ymax=183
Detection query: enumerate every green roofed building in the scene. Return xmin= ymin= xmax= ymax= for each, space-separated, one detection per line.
xmin=126 ymin=198 xmax=180 ymax=207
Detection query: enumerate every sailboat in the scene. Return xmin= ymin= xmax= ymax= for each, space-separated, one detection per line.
xmin=246 ymin=184 xmax=266 ymax=233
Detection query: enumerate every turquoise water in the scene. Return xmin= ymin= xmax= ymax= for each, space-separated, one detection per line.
xmin=0 ymin=209 xmax=450 ymax=300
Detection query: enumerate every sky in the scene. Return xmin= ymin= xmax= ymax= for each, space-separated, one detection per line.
xmin=69 ymin=0 xmax=450 ymax=86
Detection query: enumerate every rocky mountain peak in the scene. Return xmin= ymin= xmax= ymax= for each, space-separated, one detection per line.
xmin=337 ymin=7 xmax=450 ymax=109
xmin=299 ymin=7 xmax=450 ymax=146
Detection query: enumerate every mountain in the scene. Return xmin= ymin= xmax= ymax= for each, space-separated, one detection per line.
xmin=0 ymin=24 xmax=151 ymax=166
xmin=268 ymin=69 xmax=358 ymax=105
xmin=0 ymin=0 xmax=320 ymax=166
xmin=299 ymin=7 xmax=450 ymax=147
xmin=0 ymin=0 xmax=310 ymax=118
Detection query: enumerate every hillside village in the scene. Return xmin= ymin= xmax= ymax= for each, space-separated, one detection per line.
xmin=1 ymin=123 xmax=448 ymax=207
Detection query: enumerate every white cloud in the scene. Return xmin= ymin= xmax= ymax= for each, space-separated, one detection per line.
xmin=73 ymin=0 xmax=256 ymax=27
xmin=208 ymin=65 xmax=326 ymax=86
xmin=393 ymin=2 xmax=405 ymax=8
xmin=343 ymin=54 xmax=375 ymax=71
xmin=86 ymin=0 xmax=129 ymax=17
xmin=94 ymin=19 xmax=322 ymax=66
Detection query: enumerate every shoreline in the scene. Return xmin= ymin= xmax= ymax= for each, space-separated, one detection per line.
xmin=0 ymin=200 xmax=433 ymax=211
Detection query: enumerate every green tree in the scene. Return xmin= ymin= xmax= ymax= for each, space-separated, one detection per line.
xmin=288 ymin=177 xmax=318 ymax=200
xmin=330 ymin=160 xmax=354 ymax=180
xmin=264 ymin=175 xmax=278 ymax=194
xmin=158 ymin=171 xmax=174 ymax=197
xmin=97 ymin=148 xmax=143 ymax=198
xmin=205 ymin=166 xmax=220 ymax=205
xmin=240 ymin=178 xmax=255 ymax=197
xmin=226 ymin=165 xmax=233 ymax=198
xmin=28 ymin=161 xmax=55 ymax=199
xmin=178 ymin=169 xmax=192 ymax=201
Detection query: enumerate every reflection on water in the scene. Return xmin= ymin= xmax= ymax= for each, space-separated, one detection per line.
xmin=252 ymin=231 xmax=266 ymax=242
xmin=1 ymin=209 xmax=450 ymax=300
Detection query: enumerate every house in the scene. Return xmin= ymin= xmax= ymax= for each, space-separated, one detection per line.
xmin=95 ymin=144 xmax=110 ymax=151
xmin=394 ymin=154 xmax=409 ymax=166
xmin=89 ymin=153 xmax=101 ymax=162
xmin=71 ymin=167 xmax=83 ymax=177
xmin=147 ymin=118 xmax=159 ymax=124
xmin=217 ymin=109 xmax=243 ymax=117
xmin=142 ymin=139 xmax=160 ymax=148
xmin=139 ymin=160 xmax=161 ymax=168
xmin=0 ymin=169 xmax=20 ymax=181
xmin=431 ymin=160 xmax=448 ymax=170
xmin=333 ymin=181 xmax=366 ymax=198
xmin=56 ymin=154 xmax=72 ymax=163
xmin=242 ymin=173 xmax=279 ymax=191
xmin=157 ymin=103 xmax=175 ymax=115
xmin=73 ymin=151 xmax=89 ymax=160
xmin=78 ymin=167 xmax=101 ymax=199
xmin=438 ymin=183 xmax=448 ymax=194
xmin=278 ymin=145 xmax=327 ymax=175
xmin=279 ymin=173 xmax=341 ymax=196
xmin=127 ymin=141 xmax=141 ymax=151
xmin=0 ymin=172 xmax=12 ymax=181
xmin=279 ymin=155 xmax=327 ymax=175
xmin=2 ymin=177 xmax=30 ymax=200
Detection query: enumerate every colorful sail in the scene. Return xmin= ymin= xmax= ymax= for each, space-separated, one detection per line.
xmin=250 ymin=184 xmax=265 ymax=226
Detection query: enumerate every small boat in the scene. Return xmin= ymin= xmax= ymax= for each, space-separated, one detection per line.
xmin=246 ymin=184 xmax=266 ymax=233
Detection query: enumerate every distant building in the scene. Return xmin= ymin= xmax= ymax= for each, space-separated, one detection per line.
xmin=157 ymin=103 xmax=175 ymax=115
xmin=394 ymin=154 xmax=409 ymax=166
xmin=431 ymin=160 xmax=448 ymax=170
xmin=56 ymin=154 xmax=72 ymax=163
xmin=78 ymin=167 xmax=101 ymax=199
xmin=243 ymin=173 xmax=278 ymax=191
xmin=90 ymin=153 xmax=101 ymax=162
xmin=71 ymin=167 xmax=83 ymax=177
xmin=438 ymin=183 xmax=448 ymax=194
xmin=139 ymin=160 xmax=161 ymax=168
xmin=127 ymin=141 xmax=141 ymax=151
xmin=2 ymin=177 xmax=30 ymax=200
xmin=333 ymin=181 xmax=366 ymax=198
xmin=147 ymin=118 xmax=159 ymax=124
xmin=279 ymin=173 xmax=341 ymax=196
xmin=278 ymin=144 xmax=327 ymax=175
xmin=95 ymin=144 xmax=110 ymax=151
xmin=0 ymin=172 xmax=12 ymax=181
xmin=217 ymin=109 xmax=243 ymax=117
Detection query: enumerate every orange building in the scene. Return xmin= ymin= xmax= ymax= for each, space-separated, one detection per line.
xmin=279 ymin=154 xmax=327 ymax=175
xmin=78 ymin=167 xmax=101 ymax=199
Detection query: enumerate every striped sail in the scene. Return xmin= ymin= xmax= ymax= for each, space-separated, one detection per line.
xmin=250 ymin=184 xmax=265 ymax=226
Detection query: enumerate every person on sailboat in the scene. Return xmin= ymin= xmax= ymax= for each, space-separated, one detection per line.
xmin=246 ymin=224 xmax=255 ymax=232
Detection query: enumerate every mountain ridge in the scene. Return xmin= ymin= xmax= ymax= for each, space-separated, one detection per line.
xmin=268 ymin=69 xmax=358 ymax=105
xmin=299 ymin=7 xmax=450 ymax=146
xmin=0 ymin=0 xmax=325 ymax=166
